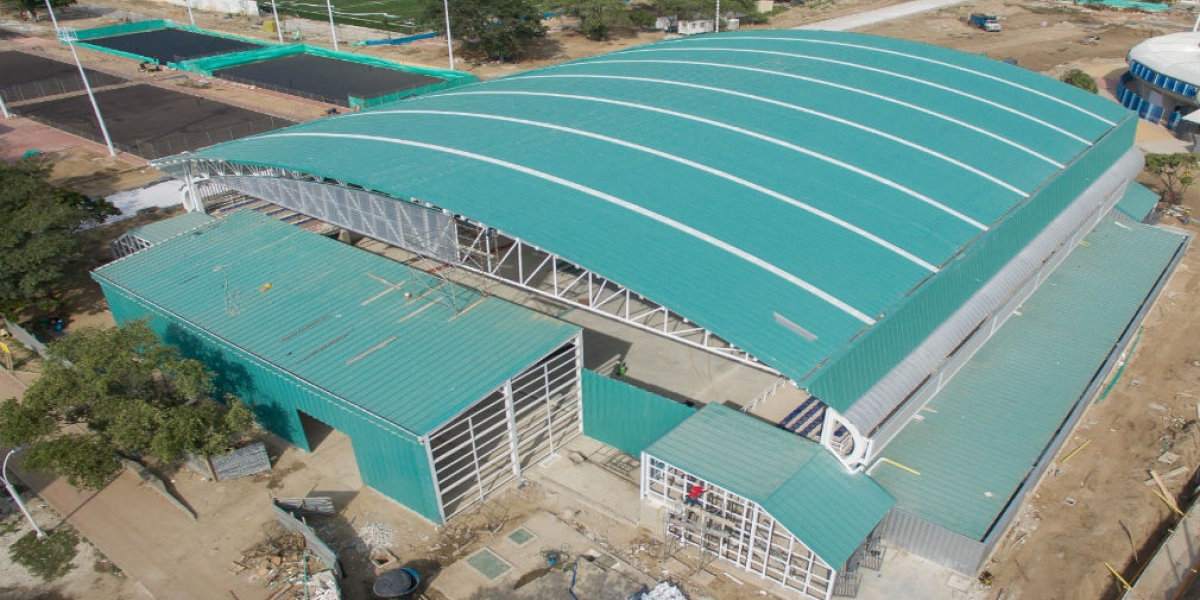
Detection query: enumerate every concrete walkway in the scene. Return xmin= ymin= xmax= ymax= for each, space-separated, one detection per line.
xmin=795 ymin=0 xmax=969 ymax=31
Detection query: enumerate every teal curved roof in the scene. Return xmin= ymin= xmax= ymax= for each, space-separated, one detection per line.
xmin=165 ymin=30 xmax=1130 ymax=391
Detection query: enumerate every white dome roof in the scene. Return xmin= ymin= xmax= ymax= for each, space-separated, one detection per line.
xmin=1128 ymin=32 xmax=1200 ymax=87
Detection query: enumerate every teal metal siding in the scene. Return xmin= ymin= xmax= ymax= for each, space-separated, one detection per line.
xmin=806 ymin=116 xmax=1137 ymax=410
xmin=645 ymin=404 xmax=894 ymax=567
xmin=581 ymin=369 xmax=694 ymax=456
xmin=100 ymin=282 xmax=444 ymax=522
xmin=872 ymin=219 xmax=1188 ymax=539
xmin=157 ymin=31 xmax=1131 ymax=400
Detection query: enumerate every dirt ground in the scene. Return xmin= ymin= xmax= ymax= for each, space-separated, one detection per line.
xmin=4 ymin=0 xmax=1200 ymax=599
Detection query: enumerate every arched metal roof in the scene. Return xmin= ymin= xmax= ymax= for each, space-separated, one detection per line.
xmin=162 ymin=30 xmax=1130 ymax=396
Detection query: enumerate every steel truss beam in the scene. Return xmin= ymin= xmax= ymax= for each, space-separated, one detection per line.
xmin=163 ymin=160 xmax=776 ymax=372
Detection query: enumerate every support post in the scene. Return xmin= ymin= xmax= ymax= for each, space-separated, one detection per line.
xmin=185 ymin=0 xmax=196 ymax=27
xmin=503 ymin=380 xmax=522 ymax=478
xmin=442 ymin=0 xmax=455 ymax=70
xmin=42 ymin=0 xmax=58 ymax=30
xmin=714 ymin=0 xmax=720 ymax=33
xmin=58 ymin=27 xmax=116 ymax=157
xmin=3 ymin=447 xmax=45 ymax=539
xmin=325 ymin=0 xmax=339 ymax=51
xmin=0 ymin=93 xmax=9 ymax=119
xmin=270 ymin=0 xmax=284 ymax=43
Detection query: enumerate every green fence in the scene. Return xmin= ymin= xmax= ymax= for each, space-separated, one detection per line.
xmin=582 ymin=370 xmax=695 ymax=457
xmin=73 ymin=19 xmax=170 ymax=41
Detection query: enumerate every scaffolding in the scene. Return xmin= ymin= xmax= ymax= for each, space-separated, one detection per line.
xmin=642 ymin=456 xmax=838 ymax=600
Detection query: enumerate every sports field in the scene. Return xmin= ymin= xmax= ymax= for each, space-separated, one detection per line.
xmin=273 ymin=0 xmax=426 ymax=33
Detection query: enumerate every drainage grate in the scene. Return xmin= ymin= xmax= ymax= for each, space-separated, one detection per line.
xmin=466 ymin=548 xmax=511 ymax=580
xmin=507 ymin=528 xmax=535 ymax=546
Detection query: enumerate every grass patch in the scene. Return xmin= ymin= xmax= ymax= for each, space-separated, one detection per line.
xmin=9 ymin=526 xmax=80 ymax=581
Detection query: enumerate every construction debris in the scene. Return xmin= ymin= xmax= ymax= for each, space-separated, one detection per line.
xmin=230 ymin=530 xmax=341 ymax=600
xmin=633 ymin=581 xmax=689 ymax=600
xmin=359 ymin=522 xmax=395 ymax=549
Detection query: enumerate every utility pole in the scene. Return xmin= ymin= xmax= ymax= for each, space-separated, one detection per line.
xmin=442 ymin=0 xmax=455 ymax=70
xmin=3 ymin=447 xmax=45 ymax=539
xmin=185 ymin=0 xmax=196 ymax=27
xmin=325 ymin=0 xmax=339 ymax=51
xmin=714 ymin=0 xmax=720 ymax=33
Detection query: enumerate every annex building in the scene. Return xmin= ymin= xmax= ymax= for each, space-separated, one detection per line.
xmin=94 ymin=30 xmax=1192 ymax=599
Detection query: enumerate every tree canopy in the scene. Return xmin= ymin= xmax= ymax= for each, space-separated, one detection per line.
xmin=422 ymin=0 xmax=547 ymax=62
xmin=562 ymin=0 xmax=630 ymax=41
xmin=5 ymin=0 xmax=76 ymax=20
xmin=0 ymin=157 xmax=117 ymax=316
xmin=1145 ymin=152 xmax=1198 ymax=206
xmin=0 ymin=321 xmax=254 ymax=489
xmin=1059 ymin=69 xmax=1098 ymax=94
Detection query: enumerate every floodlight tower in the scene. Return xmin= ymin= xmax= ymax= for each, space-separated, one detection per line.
xmin=270 ymin=0 xmax=284 ymax=43
xmin=57 ymin=25 xmax=117 ymax=157
xmin=2 ymin=447 xmax=45 ymax=539
xmin=185 ymin=0 xmax=196 ymax=27
xmin=325 ymin=0 xmax=339 ymax=50
xmin=443 ymin=0 xmax=455 ymax=70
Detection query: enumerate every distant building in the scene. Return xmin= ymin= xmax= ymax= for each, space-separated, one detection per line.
xmin=1121 ymin=32 xmax=1200 ymax=133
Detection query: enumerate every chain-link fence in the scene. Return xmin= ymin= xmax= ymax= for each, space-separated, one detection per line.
xmin=14 ymin=111 xmax=294 ymax=159
xmin=216 ymin=71 xmax=348 ymax=107
xmin=0 ymin=71 xmax=127 ymax=103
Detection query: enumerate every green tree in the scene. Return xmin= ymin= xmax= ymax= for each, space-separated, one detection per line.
xmin=563 ymin=0 xmax=630 ymax=40
xmin=1059 ymin=69 xmax=1098 ymax=94
xmin=422 ymin=0 xmax=547 ymax=62
xmin=0 ymin=321 xmax=255 ymax=489
xmin=652 ymin=0 xmax=758 ymax=20
xmin=5 ymin=0 xmax=77 ymax=21
xmin=0 ymin=157 xmax=117 ymax=316
xmin=1145 ymin=152 xmax=1199 ymax=206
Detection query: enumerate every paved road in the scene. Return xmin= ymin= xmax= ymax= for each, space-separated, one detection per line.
xmin=795 ymin=0 xmax=969 ymax=31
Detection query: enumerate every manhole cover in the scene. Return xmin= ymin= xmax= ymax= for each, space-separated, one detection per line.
xmin=466 ymin=548 xmax=511 ymax=580
xmin=507 ymin=528 xmax=535 ymax=546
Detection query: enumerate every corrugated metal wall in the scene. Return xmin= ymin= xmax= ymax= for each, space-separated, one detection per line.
xmin=883 ymin=509 xmax=986 ymax=574
xmin=582 ymin=370 xmax=694 ymax=457
xmin=808 ymin=116 xmax=1137 ymax=410
xmin=101 ymin=283 xmax=443 ymax=522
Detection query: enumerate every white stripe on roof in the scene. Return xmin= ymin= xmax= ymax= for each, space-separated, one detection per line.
xmin=447 ymin=84 xmax=1025 ymax=197
xmin=535 ymin=61 xmax=1065 ymax=168
xmin=717 ymin=36 xmax=1116 ymax=126
xmin=617 ymin=47 xmax=1093 ymax=146
xmin=351 ymin=108 xmax=945 ymax=270
xmin=268 ymin=132 xmax=877 ymax=325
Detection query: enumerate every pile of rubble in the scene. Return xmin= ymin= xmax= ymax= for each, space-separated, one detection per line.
xmin=230 ymin=530 xmax=341 ymax=600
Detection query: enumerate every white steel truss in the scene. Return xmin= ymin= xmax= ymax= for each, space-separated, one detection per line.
xmin=162 ymin=160 xmax=774 ymax=371
xmin=426 ymin=336 xmax=583 ymax=520
xmin=641 ymin=455 xmax=838 ymax=600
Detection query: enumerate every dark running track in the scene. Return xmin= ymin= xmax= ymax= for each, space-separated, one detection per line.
xmin=216 ymin=53 xmax=444 ymax=106
xmin=17 ymin=84 xmax=294 ymax=158
xmin=84 ymin=28 xmax=262 ymax=64
xmin=0 ymin=51 xmax=126 ymax=98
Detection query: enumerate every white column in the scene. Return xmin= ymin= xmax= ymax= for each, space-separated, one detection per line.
xmin=442 ymin=0 xmax=455 ymax=70
xmin=270 ymin=0 xmax=284 ymax=43
xmin=3 ymin=448 xmax=45 ymax=539
xmin=0 ymin=93 xmax=9 ymax=119
xmin=185 ymin=0 xmax=196 ymax=27
xmin=325 ymin=0 xmax=339 ymax=51
xmin=60 ymin=28 xmax=116 ymax=157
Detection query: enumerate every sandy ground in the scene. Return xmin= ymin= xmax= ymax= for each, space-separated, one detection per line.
xmin=4 ymin=1 xmax=1200 ymax=599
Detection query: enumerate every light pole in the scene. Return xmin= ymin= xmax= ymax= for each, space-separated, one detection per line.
xmin=325 ymin=0 xmax=339 ymax=51
xmin=0 ymin=93 xmax=9 ymax=119
xmin=42 ymin=0 xmax=58 ymax=29
xmin=57 ymin=26 xmax=116 ymax=157
xmin=3 ymin=446 xmax=45 ymax=539
xmin=714 ymin=0 xmax=720 ymax=33
xmin=270 ymin=0 xmax=284 ymax=43
xmin=185 ymin=0 xmax=196 ymax=27
xmin=442 ymin=0 xmax=454 ymax=70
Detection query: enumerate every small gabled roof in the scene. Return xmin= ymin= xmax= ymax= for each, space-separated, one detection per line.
xmin=93 ymin=211 xmax=579 ymax=437
xmin=645 ymin=403 xmax=895 ymax=567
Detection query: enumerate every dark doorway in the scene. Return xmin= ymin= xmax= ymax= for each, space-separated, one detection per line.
xmin=298 ymin=411 xmax=334 ymax=451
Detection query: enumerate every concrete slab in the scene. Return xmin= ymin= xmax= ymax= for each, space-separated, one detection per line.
xmin=527 ymin=436 xmax=643 ymax=525
xmin=433 ymin=512 xmax=654 ymax=600
xmin=855 ymin=547 xmax=978 ymax=600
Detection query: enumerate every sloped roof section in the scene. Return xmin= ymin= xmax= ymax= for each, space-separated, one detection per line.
xmin=160 ymin=30 xmax=1129 ymax=398
xmin=645 ymin=403 xmax=895 ymax=567
xmin=873 ymin=220 xmax=1188 ymax=539
xmin=92 ymin=211 xmax=579 ymax=436
xmin=119 ymin=210 xmax=214 ymax=246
